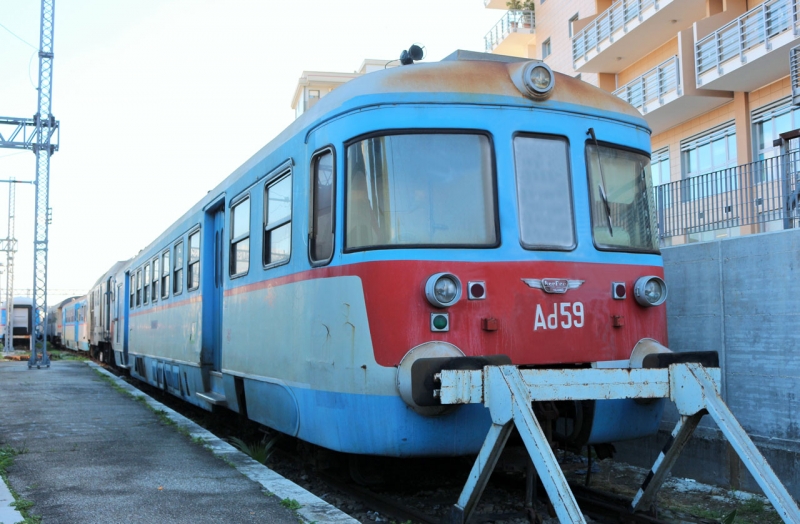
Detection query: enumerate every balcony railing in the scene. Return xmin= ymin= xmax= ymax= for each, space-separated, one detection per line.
xmin=572 ymin=0 xmax=657 ymax=64
xmin=654 ymin=150 xmax=800 ymax=239
xmin=613 ymin=56 xmax=680 ymax=112
xmin=696 ymin=0 xmax=799 ymax=79
xmin=484 ymin=10 xmax=535 ymax=52
xmin=792 ymin=44 xmax=800 ymax=104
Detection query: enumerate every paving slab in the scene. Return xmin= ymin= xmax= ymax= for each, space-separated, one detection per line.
xmin=0 ymin=360 xmax=356 ymax=524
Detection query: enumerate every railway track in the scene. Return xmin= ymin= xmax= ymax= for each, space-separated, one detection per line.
xmin=76 ymin=353 xmax=724 ymax=524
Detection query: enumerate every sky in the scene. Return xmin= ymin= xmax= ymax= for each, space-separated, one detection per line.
xmin=0 ymin=0 xmax=503 ymax=304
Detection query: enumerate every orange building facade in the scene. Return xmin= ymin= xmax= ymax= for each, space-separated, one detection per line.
xmin=484 ymin=0 xmax=800 ymax=244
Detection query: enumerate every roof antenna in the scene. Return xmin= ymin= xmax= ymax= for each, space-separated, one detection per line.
xmin=399 ymin=44 xmax=425 ymax=65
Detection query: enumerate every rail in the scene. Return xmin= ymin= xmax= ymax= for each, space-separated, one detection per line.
xmin=613 ymin=56 xmax=680 ymax=112
xmin=572 ymin=0 xmax=657 ymax=64
xmin=654 ymin=149 xmax=800 ymax=240
xmin=484 ymin=10 xmax=535 ymax=52
xmin=792 ymin=44 xmax=800 ymax=104
xmin=695 ymin=0 xmax=799 ymax=79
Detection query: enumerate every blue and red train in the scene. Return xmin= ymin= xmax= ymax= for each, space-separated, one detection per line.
xmin=53 ymin=50 xmax=672 ymax=457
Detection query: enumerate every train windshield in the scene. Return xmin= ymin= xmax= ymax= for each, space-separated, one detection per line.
xmin=586 ymin=143 xmax=659 ymax=253
xmin=345 ymin=133 xmax=496 ymax=250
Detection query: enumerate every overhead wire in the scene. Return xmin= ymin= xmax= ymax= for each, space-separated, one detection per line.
xmin=0 ymin=21 xmax=37 ymax=50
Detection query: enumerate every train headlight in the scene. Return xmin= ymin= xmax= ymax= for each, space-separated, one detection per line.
xmin=633 ymin=276 xmax=667 ymax=307
xmin=523 ymin=62 xmax=555 ymax=99
xmin=425 ymin=273 xmax=462 ymax=308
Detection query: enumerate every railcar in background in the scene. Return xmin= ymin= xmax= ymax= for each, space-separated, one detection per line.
xmin=46 ymin=296 xmax=80 ymax=347
xmin=96 ymin=50 xmax=674 ymax=457
xmin=62 ymin=297 xmax=89 ymax=352
xmin=87 ymin=260 xmax=129 ymax=363
xmin=1 ymin=298 xmax=34 ymax=349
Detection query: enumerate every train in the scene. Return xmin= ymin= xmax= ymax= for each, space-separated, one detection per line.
xmin=50 ymin=50 xmax=673 ymax=457
xmin=2 ymin=297 xmax=34 ymax=349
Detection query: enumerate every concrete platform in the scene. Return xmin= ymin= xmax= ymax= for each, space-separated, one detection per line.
xmin=0 ymin=360 xmax=357 ymax=524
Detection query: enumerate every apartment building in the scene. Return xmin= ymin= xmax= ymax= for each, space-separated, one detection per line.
xmin=484 ymin=0 xmax=800 ymax=244
xmin=291 ymin=59 xmax=397 ymax=119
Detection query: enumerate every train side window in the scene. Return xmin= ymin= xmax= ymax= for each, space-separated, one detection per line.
xmin=188 ymin=231 xmax=200 ymax=290
xmin=264 ymin=172 xmax=292 ymax=267
xmin=161 ymin=250 xmax=170 ymax=299
xmin=129 ymin=275 xmax=134 ymax=308
xmin=143 ymin=263 xmax=151 ymax=305
xmin=173 ymin=241 xmax=184 ymax=295
xmin=136 ymin=269 xmax=142 ymax=307
xmin=230 ymin=198 xmax=250 ymax=276
xmin=152 ymin=257 xmax=159 ymax=302
xmin=513 ymin=135 xmax=576 ymax=250
xmin=310 ymin=150 xmax=334 ymax=264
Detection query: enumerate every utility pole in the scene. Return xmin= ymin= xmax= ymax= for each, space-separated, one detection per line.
xmin=0 ymin=179 xmax=34 ymax=353
xmin=0 ymin=0 xmax=59 ymax=367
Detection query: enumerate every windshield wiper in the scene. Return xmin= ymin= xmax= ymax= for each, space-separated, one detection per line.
xmin=587 ymin=127 xmax=613 ymax=238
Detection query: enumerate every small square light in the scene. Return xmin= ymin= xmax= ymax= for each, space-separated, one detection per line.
xmin=468 ymin=281 xmax=486 ymax=300
xmin=612 ymin=282 xmax=626 ymax=300
xmin=431 ymin=313 xmax=449 ymax=332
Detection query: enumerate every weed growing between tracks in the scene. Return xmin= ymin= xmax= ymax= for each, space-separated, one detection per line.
xmin=0 ymin=446 xmax=42 ymax=524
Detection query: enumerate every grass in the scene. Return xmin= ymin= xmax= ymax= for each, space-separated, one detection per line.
xmin=229 ymin=434 xmax=280 ymax=465
xmin=0 ymin=446 xmax=42 ymax=523
xmin=280 ymin=498 xmax=302 ymax=510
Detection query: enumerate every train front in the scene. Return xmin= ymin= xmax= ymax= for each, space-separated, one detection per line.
xmin=301 ymin=52 xmax=673 ymax=457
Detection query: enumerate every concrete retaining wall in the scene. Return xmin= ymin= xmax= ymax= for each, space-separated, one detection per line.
xmin=616 ymin=228 xmax=800 ymax=498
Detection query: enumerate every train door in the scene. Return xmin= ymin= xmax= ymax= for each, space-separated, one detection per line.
xmin=202 ymin=203 xmax=224 ymax=373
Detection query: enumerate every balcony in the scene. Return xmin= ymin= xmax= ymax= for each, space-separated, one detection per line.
xmin=572 ymin=0 xmax=707 ymax=74
xmin=655 ymin=150 xmax=800 ymax=242
xmin=695 ymin=0 xmax=800 ymax=91
xmin=484 ymin=10 xmax=535 ymax=56
xmin=792 ymin=44 xmax=800 ymax=103
xmin=613 ymin=33 xmax=732 ymax=134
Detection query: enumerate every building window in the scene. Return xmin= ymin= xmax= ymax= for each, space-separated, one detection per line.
xmin=188 ymin=230 xmax=200 ymax=290
xmin=264 ymin=173 xmax=292 ymax=266
xmin=231 ymin=197 xmax=250 ymax=276
xmin=542 ymin=38 xmax=551 ymax=59
xmin=173 ymin=241 xmax=184 ymax=295
xmin=681 ymin=123 xmax=737 ymax=200
xmin=753 ymin=98 xmax=800 ymax=166
xmin=161 ymin=250 xmax=170 ymax=299
xmin=651 ymin=147 xmax=670 ymax=186
xmin=310 ymin=150 xmax=335 ymax=264
xmin=143 ymin=263 xmax=150 ymax=305
xmin=308 ymin=89 xmax=320 ymax=110
xmin=651 ymin=147 xmax=672 ymax=211
xmin=569 ymin=13 xmax=579 ymax=38
xmin=152 ymin=257 xmax=159 ymax=302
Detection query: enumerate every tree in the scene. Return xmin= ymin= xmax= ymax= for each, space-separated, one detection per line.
xmin=522 ymin=0 xmax=536 ymax=11
xmin=506 ymin=0 xmax=523 ymax=10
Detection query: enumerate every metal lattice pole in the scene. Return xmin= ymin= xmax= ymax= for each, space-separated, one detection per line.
xmin=5 ymin=181 xmax=16 ymax=352
xmin=29 ymin=0 xmax=56 ymax=369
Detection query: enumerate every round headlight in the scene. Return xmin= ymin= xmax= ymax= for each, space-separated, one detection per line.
xmin=523 ymin=62 xmax=555 ymax=98
xmin=425 ymin=273 xmax=462 ymax=308
xmin=633 ymin=276 xmax=668 ymax=307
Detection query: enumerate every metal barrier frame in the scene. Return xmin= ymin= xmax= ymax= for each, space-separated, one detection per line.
xmin=439 ymin=364 xmax=800 ymax=524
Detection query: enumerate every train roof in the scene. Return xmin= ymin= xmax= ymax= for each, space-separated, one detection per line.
xmin=91 ymin=260 xmax=131 ymax=289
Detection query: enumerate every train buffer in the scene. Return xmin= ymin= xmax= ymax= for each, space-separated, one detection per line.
xmin=436 ymin=362 xmax=800 ymax=524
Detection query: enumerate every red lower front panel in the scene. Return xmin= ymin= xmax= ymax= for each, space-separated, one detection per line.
xmin=327 ymin=260 xmax=667 ymax=367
